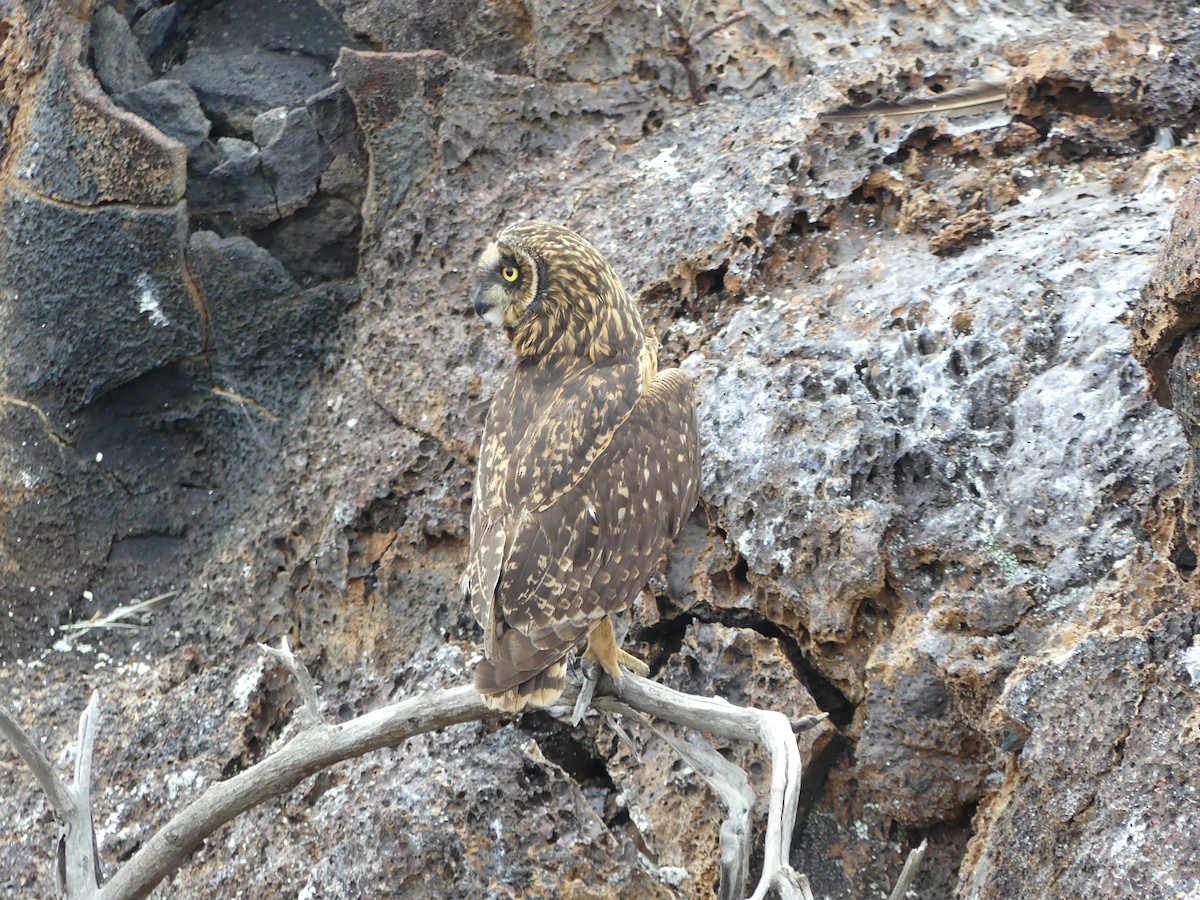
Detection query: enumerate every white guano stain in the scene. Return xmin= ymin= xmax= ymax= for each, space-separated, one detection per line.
xmin=136 ymin=273 xmax=170 ymax=327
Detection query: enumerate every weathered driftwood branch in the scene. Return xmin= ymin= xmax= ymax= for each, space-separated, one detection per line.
xmin=592 ymin=677 xmax=811 ymax=900
xmin=6 ymin=642 xmax=812 ymax=900
xmin=0 ymin=691 xmax=102 ymax=895
xmin=688 ymin=11 xmax=750 ymax=48
xmin=94 ymin=680 xmax=488 ymax=900
xmin=888 ymin=837 xmax=929 ymax=900
xmin=615 ymin=705 xmax=755 ymax=900
xmin=257 ymin=636 xmax=324 ymax=728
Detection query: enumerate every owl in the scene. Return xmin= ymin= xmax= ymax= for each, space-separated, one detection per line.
xmin=465 ymin=221 xmax=700 ymax=712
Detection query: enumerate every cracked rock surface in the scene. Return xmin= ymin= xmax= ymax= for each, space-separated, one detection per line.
xmin=2 ymin=1 xmax=1199 ymax=898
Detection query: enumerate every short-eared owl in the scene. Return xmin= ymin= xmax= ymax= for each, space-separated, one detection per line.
xmin=465 ymin=221 xmax=700 ymax=712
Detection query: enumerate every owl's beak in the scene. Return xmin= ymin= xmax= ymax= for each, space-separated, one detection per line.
xmin=472 ymin=285 xmax=491 ymax=319
xmin=473 ymin=285 xmax=506 ymax=326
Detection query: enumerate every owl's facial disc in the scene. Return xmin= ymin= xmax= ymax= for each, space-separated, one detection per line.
xmin=473 ymin=241 xmax=539 ymax=329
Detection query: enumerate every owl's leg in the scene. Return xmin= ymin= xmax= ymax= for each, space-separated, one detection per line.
xmin=584 ymin=616 xmax=649 ymax=681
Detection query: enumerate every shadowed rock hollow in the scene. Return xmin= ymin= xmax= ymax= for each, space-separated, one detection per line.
xmin=1 ymin=0 xmax=1199 ymax=897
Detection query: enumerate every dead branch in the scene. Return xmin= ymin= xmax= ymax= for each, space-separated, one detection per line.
xmin=688 ymin=11 xmax=749 ymax=48
xmin=61 ymin=692 xmax=102 ymax=895
xmin=0 ymin=700 xmax=74 ymax=816
xmin=1 ymin=692 xmax=102 ymax=895
xmin=658 ymin=5 xmax=750 ymax=103
xmin=94 ymin=682 xmax=489 ymax=900
xmin=888 ymin=838 xmax=929 ymax=900
xmin=615 ymin=705 xmax=754 ymax=900
xmin=59 ymin=592 xmax=175 ymax=636
xmin=258 ymin=636 xmax=323 ymax=728
xmin=6 ymin=643 xmax=812 ymax=900
xmin=593 ymin=675 xmax=810 ymax=899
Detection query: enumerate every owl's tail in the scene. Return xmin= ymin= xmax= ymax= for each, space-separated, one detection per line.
xmin=475 ymin=656 xmax=568 ymax=712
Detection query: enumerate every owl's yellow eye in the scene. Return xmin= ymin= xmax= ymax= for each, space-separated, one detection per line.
xmin=501 ymin=265 xmax=519 ymax=283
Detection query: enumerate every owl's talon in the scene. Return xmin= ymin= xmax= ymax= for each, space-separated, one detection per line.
xmin=616 ymin=648 xmax=650 ymax=678
xmin=571 ymin=659 xmax=601 ymax=725
xmin=584 ymin=616 xmax=648 ymax=687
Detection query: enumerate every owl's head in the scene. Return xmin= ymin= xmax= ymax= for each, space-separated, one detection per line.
xmin=472 ymin=222 xmax=641 ymax=361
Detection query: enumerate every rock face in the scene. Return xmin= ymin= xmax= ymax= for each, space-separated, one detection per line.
xmin=1 ymin=0 xmax=1198 ymax=898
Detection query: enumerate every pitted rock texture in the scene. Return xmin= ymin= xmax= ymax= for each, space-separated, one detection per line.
xmin=2 ymin=1 xmax=1199 ymax=898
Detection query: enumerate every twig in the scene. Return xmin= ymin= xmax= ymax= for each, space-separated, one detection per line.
xmin=659 ymin=6 xmax=750 ymax=103
xmin=95 ymin=685 xmax=490 ymax=900
xmin=0 ymin=701 xmax=74 ymax=817
xmin=617 ymin=705 xmax=753 ymax=900
xmin=58 ymin=691 xmax=102 ymax=894
xmin=59 ymin=592 xmax=176 ymax=634
xmin=0 ymin=692 xmax=103 ymax=896
xmin=791 ymin=713 xmax=828 ymax=734
xmin=888 ymin=838 xmax=929 ymax=900
xmin=688 ymin=11 xmax=749 ymax=47
xmin=603 ymin=711 xmax=642 ymax=764
xmin=258 ymin=637 xmax=323 ymax=729
xmin=592 ymin=673 xmax=808 ymax=899
xmin=570 ymin=659 xmax=600 ymax=726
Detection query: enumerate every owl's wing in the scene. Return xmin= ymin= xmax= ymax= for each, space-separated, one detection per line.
xmin=498 ymin=362 xmax=643 ymax=511
xmin=468 ymin=361 xmax=640 ymax=655
xmin=489 ymin=367 xmax=700 ymax=687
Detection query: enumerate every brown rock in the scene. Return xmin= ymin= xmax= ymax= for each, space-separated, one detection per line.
xmin=14 ymin=31 xmax=185 ymax=206
xmin=1132 ymin=177 xmax=1200 ymax=405
xmin=960 ymin=557 xmax=1200 ymax=900
xmin=928 ymin=208 xmax=994 ymax=256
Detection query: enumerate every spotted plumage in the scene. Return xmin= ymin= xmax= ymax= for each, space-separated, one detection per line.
xmin=465 ymin=222 xmax=700 ymax=712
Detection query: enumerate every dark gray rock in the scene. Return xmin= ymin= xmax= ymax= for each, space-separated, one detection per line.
xmin=14 ymin=28 xmax=184 ymax=206
xmin=191 ymin=0 xmax=354 ymax=64
xmin=171 ymin=46 xmax=334 ymax=135
xmin=117 ymin=78 xmax=211 ymax=154
xmin=962 ymin=583 xmax=1200 ymax=900
xmin=187 ymin=230 xmax=299 ymax=369
xmin=254 ymin=106 xmax=331 ymax=217
xmin=306 ymin=84 xmax=365 ymax=164
xmin=187 ymin=103 xmax=341 ymax=230
xmin=0 ymin=190 xmax=202 ymax=416
xmin=186 ymin=231 xmax=351 ymax=399
xmin=252 ymin=194 xmax=361 ymax=285
xmin=188 ymin=137 xmax=277 ymax=230
xmin=132 ymin=2 xmax=180 ymax=67
xmin=158 ymin=0 xmax=361 ymax=139
xmin=0 ymin=400 xmax=114 ymax=660
xmin=91 ymin=4 xmax=153 ymax=95
xmin=334 ymin=0 xmax=530 ymax=73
